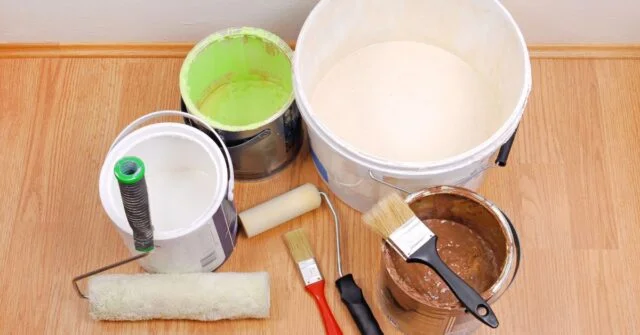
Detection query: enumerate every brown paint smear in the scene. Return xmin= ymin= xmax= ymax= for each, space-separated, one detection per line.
xmin=388 ymin=219 xmax=499 ymax=308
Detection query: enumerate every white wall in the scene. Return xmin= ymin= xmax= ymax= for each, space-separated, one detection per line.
xmin=1 ymin=0 xmax=639 ymax=44
xmin=503 ymin=0 xmax=640 ymax=43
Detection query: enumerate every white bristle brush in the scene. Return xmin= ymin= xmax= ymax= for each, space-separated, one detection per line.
xmin=284 ymin=229 xmax=342 ymax=335
xmin=362 ymin=192 xmax=499 ymax=329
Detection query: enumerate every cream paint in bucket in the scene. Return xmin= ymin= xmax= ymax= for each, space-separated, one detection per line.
xmin=100 ymin=112 xmax=238 ymax=273
xmin=311 ymin=41 xmax=502 ymax=163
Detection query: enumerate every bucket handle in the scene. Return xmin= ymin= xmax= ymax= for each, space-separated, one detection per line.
xmin=369 ymin=128 xmax=519 ymax=194
xmin=368 ymin=168 xmax=490 ymax=194
xmin=109 ymin=110 xmax=235 ymax=201
xmin=368 ymin=171 xmax=410 ymax=194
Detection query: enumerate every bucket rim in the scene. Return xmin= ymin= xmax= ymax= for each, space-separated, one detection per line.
xmin=180 ymin=26 xmax=295 ymax=133
xmin=99 ymin=122 xmax=229 ymax=240
xmin=293 ymin=0 xmax=532 ymax=175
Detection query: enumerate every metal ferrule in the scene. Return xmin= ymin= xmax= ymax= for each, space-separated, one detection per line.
xmin=388 ymin=217 xmax=435 ymax=258
xmin=297 ymin=258 xmax=323 ymax=286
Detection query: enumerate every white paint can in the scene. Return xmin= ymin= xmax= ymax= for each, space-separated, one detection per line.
xmin=99 ymin=111 xmax=237 ymax=273
xmin=293 ymin=0 xmax=532 ymax=212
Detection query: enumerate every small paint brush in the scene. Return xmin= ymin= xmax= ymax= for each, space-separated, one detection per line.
xmin=362 ymin=193 xmax=499 ymax=329
xmin=284 ymin=229 xmax=343 ymax=335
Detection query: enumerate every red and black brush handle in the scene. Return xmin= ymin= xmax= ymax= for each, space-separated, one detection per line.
xmin=306 ymin=280 xmax=343 ymax=335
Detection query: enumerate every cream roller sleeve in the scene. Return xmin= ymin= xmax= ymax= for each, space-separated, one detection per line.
xmin=239 ymin=184 xmax=322 ymax=238
xmin=88 ymin=272 xmax=270 ymax=321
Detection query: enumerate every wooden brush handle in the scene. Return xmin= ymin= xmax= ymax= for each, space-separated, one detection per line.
xmin=407 ymin=237 xmax=499 ymax=329
xmin=306 ymin=280 xmax=343 ymax=335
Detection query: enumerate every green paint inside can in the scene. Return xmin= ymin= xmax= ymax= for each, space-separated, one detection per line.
xmin=180 ymin=27 xmax=294 ymax=131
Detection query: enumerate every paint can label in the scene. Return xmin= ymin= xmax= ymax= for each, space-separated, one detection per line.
xmin=209 ymin=198 xmax=238 ymax=269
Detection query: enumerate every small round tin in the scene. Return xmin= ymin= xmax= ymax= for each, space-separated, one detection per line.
xmin=180 ymin=27 xmax=302 ymax=179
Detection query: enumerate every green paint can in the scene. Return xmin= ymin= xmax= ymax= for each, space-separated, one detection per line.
xmin=180 ymin=27 xmax=302 ymax=180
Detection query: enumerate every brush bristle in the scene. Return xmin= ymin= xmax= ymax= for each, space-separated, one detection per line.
xmin=362 ymin=193 xmax=417 ymax=238
xmin=283 ymin=228 xmax=314 ymax=263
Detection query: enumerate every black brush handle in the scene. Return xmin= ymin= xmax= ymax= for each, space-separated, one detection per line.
xmin=407 ymin=238 xmax=499 ymax=329
xmin=335 ymin=274 xmax=384 ymax=335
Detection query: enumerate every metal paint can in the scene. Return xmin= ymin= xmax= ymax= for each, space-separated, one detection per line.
xmin=180 ymin=27 xmax=302 ymax=180
xmin=379 ymin=186 xmax=521 ymax=334
xmin=99 ymin=111 xmax=238 ymax=273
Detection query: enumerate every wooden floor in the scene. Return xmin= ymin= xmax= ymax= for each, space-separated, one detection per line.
xmin=1 ymin=56 xmax=639 ymax=335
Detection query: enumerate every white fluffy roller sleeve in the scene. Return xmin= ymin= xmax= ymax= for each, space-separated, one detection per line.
xmin=239 ymin=183 xmax=322 ymax=238
xmin=88 ymin=272 xmax=270 ymax=321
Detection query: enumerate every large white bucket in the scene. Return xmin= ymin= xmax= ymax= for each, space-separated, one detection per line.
xmin=293 ymin=0 xmax=532 ymax=212
xmin=99 ymin=111 xmax=238 ymax=273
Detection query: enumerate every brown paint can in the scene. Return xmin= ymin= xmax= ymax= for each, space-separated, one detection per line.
xmin=379 ymin=186 xmax=521 ymax=334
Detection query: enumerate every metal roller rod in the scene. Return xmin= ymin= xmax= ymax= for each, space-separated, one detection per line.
xmin=320 ymin=191 xmax=343 ymax=277
xmin=72 ymin=253 xmax=149 ymax=299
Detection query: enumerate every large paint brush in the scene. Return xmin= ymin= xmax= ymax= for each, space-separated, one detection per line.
xmin=362 ymin=193 xmax=499 ymax=329
xmin=284 ymin=228 xmax=343 ymax=335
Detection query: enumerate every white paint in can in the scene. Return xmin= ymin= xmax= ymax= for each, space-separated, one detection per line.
xmin=99 ymin=111 xmax=237 ymax=273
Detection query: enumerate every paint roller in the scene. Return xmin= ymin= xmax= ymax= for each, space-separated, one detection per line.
xmin=239 ymin=183 xmax=322 ymax=237
xmin=240 ymin=184 xmax=383 ymax=334
xmin=73 ymin=156 xmax=270 ymax=321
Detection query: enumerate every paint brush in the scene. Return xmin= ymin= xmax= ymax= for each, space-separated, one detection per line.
xmin=284 ymin=229 xmax=343 ymax=335
xmin=362 ymin=193 xmax=499 ymax=329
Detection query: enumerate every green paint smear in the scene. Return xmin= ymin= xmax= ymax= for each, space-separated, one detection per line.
xmin=198 ymin=72 xmax=290 ymax=127
xmin=182 ymin=29 xmax=293 ymax=129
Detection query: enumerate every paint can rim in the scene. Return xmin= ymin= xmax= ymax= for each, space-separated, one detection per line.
xmin=99 ymin=122 xmax=228 ymax=241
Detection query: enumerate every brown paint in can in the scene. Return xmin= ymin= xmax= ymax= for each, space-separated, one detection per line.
xmin=379 ymin=186 xmax=520 ymax=335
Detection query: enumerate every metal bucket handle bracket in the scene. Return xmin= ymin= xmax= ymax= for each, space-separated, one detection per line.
xmin=109 ymin=110 xmax=235 ymax=201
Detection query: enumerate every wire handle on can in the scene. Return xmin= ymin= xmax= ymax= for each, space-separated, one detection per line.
xmin=368 ymin=171 xmax=411 ymax=194
xmin=368 ymin=128 xmax=519 ymax=194
xmin=109 ymin=110 xmax=235 ymax=202
xmin=369 ymin=162 xmax=497 ymax=195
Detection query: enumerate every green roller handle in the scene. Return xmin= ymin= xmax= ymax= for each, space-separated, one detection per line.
xmin=114 ymin=156 xmax=154 ymax=252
